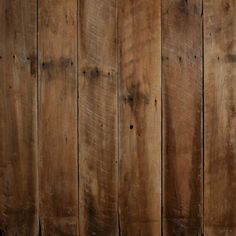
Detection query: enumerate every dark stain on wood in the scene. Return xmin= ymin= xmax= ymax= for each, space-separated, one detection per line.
xmin=224 ymin=2 xmax=230 ymax=12
xmin=59 ymin=58 xmax=74 ymax=68
xmin=127 ymin=94 xmax=134 ymax=104
xmin=179 ymin=0 xmax=189 ymax=15
xmin=123 ymin=93 xmax=150 ymax=107
xmin=41 ymin=58 xmax=74 ymax=70
xmin=89 ymin=67 xmax=100 ymax=79
xmin=226 ymin=54 xmax=236 ymax=62
xmin=29 ymin=55 xmax=37 ymax=77
xmin=41 ymin=60 xmax=54 ymax=70
xmin=85 ymin=191 xmax=98 ymax=236
xmin=124 ymin=84 xmax=150 ymax=108
xmin=82 ymin=67 xmax=114 ymax=80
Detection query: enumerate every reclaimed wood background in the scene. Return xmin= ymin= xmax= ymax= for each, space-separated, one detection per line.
xmin=0 ymin=0 xmax=235 ymax=235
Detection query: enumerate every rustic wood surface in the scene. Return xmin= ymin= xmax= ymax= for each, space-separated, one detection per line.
xmin=1 ymin=0 xmax=236 ymax=235
xmin=0 ymin=0 xmax=38 ymax=235
xmin=119 ymin=0 xmax=161 ymax=235
xmin=38 ymin=0 xmax=78 ymax=235
xmin=162 ymin=0 xmax=203 ymax=235
xmin=204 ymin=0 xmax=236 ymax=235
xmin=78 ymin=0 xmax=118 ymax=235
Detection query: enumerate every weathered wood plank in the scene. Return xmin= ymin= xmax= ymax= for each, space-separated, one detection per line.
xmin=78 ymin=0 xmax=118 ymax=235
xmin=119 ymin=0 xmax=161 ymax=235
xmin=162 ymin=0 xmax=202 ymax=235
xmin=38 ymin=0 xmax=78 ymax=235
xmin=0 ymin=0 xmax=38 ymax=235
xmin=204 ymin=0 xmax=236 ymax=235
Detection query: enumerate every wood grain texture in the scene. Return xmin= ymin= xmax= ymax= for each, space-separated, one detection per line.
xmin=119 ymin=0 xmax=161 ymax=235
xmin=78 ymin=0 xmax=118 ymax=235
xmin=38 ymin=0 xmax=78 ymax=235
xmin=204 ymin=1 xmax=236 ymax=235
xmin=162 ymin=0 xmax=202 ymax=235
xmin=0 ymin=0 xmax=38 ymax=235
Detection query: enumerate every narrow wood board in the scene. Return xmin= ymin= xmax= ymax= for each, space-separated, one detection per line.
xmin=78 ymin=0 xmax=118 ymax=235
xmin=204 ymin=0 xmax=236 ymax=235
xmin=162 ymin=0 xmax=202 ymax=235
xmin=119 ymin=0 xmax=161 ymax=235
xmin=38 ymin=0 xmax=78 ymax=234
xmin=0 ymin=0 xmax=38 ymax=235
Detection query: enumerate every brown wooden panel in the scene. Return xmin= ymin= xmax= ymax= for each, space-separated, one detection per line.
xmin=0 ymin=0 xmax=38 ymax=235
xmin=162 ymin=0 xmax=202 ymax=235
xmin=78 ymin=0 xmax=118 ymax=235
xmin=119 ymin=0 xmax=161 ymax=235
xmin=204 ymin=0 xmax=236 ymax=235
xmin=38 ymin=0 xmax=78 ymax=235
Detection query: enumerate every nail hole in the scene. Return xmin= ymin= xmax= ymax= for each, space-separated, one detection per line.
xmin=128 ymin=95 xmax=133 ymax=103
xmin=130 ymin=125 xmax=133 ymax=130
xmin=224 ymin=2 xmax=230 ymax=11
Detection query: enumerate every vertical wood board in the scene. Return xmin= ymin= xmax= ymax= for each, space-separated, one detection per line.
xmin=78 ymin=0 xmax=119 ymax=235
xmin=38 ymin=0 xmax=78 ymax=234
xmin=162 ymin=0 xmax=203 ymax=235
xmin=204 ymin=0 xmax=236 ymax=235
xmin=119 ymin=0 xmax=161 ymax=235
xmin=0 ymin=0 xmax=38 ymax=235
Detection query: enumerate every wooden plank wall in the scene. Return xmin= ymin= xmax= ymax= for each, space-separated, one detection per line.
xmin=1 ymin=0 xmax=236 ymax=235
